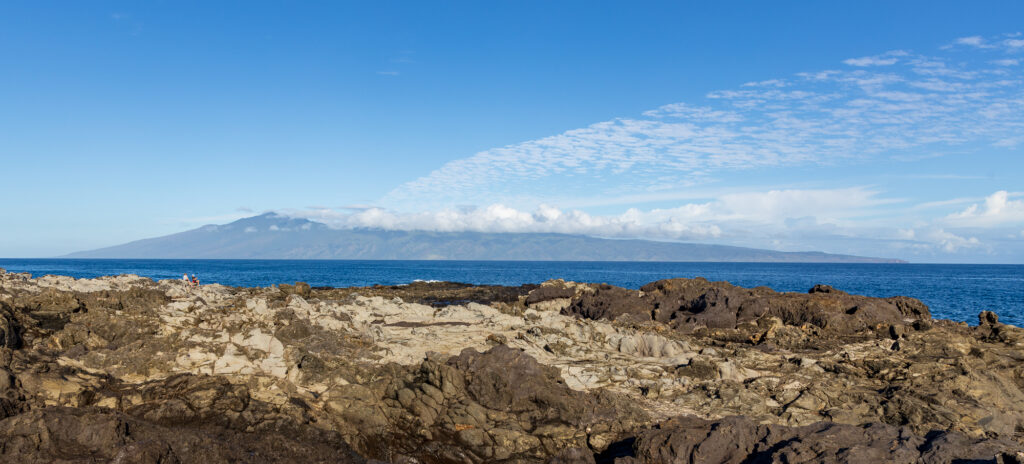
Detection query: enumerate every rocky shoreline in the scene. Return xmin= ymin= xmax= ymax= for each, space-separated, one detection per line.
xmin=1 ymin=268 xmax=1022 ymax=463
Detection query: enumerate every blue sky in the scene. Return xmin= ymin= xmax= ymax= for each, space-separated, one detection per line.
xmin=1 ymin=1 xmax=1023 ymax=262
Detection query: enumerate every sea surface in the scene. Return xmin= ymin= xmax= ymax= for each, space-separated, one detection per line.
xmin=1 ymin=259 xmax=1022 ymax=326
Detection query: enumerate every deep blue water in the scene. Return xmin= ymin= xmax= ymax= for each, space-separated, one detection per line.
xmin=1 ymin=259 xmax=1022 ymax=326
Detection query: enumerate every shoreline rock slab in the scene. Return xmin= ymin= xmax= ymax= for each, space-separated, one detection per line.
xmin=1 ymin=269 xmax=1022 ymax=463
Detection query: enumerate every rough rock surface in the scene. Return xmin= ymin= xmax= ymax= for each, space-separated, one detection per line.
xmin=556 ymin=278 xmax=931 ymax=338
xmin=0 ymin=270 xmax=1022 ymax=463
xmin=617 ymin=415 xmax=1024 ymax=464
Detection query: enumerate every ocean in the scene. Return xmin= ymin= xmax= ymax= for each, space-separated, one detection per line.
xmin=1 ymin=259 xmax=1021 ymax=326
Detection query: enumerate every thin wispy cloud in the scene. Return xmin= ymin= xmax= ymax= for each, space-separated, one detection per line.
xmin=842 ymin=50 xmax=908 ymax=66
xmin=946 ymin=33 xmax=1024 ymax=52
xmin=383 ymin=38 xmax=1024 ymax=209
xmin=359 ymin=35 xmax=1024 ymax=261
xmin=741 ymin=79 xmax=788 ymax=88
xmin=952 ymin=36 xmax=993 ymax=49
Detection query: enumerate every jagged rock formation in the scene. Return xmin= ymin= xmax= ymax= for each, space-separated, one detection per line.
xmin=557 ymin=278 xmax=930 ymax=337
xmin=0 ymin=269 xmax=1022 ymax=463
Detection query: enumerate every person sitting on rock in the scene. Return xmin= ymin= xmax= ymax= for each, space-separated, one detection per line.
xmin=191 ymin=274 xmax=199 ymax=286
xmin=183 ymin=273 xmax=191 ymax=287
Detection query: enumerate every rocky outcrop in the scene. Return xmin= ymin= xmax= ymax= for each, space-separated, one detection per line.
xmin=333 ymin=345 xmax=650 ymax=462
xmin=0 ymin=270 xmax=1022 ymax=463
xmin=0 ymin=405 xmax=368 ymax=463
xmin=556 ymin=277 xmax=931 ymax=337
xmin=618 ymin=415 xmax=1024 ymax=464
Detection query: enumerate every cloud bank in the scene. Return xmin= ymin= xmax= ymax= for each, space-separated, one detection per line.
xmin=282 ymin=187 xmax=1024 ymax=261
xmin=299 ymin=187 xmax=889 ymax=238
xmin=382 ymin=35 xmax=1024 ymax=210
xmin=945 ymin=190 xmax=1024 ymax=227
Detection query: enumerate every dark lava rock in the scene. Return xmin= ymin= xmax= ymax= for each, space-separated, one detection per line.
xmin=525 ymin=281 xmax=583 ymax=305
xmin=560 ymin=278 xmax=931 ymax=336
xmin=0 ymin=406 xmax=368 ymax=464
xmin=350 ymin=345 xmax=650 ymax=463
xmin=0 ymin=302 xmax=21 ymax=349
xmin=314 ymin=280 xmax=538 ymax=308
xmin=549 ymin=447 xmax=598 ymax=464
xmin=808 ymin=284 xmax=847 ymax=295
xmin=614 ymin=415 xmax=1022 ymax=464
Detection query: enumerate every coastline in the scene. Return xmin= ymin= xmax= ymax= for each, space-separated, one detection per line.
xmin=1 ymin=269 xmax=1022 ymax=462
xmin=3 ymin=259 xmax=1021 ymax=327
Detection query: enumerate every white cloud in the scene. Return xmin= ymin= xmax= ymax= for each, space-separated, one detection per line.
xmin=843 ymin=50 xmax=908 ymax=67
xmin=642 ymin=103 xmax=744 ymax=122
xmin=946 ymin=191 xmax=1024 ymax=227
xmin=948 ymin=34 xmax=1024 ymax=52
xmin=923 ymin=228 xmax=982 ymax=252
xmin=294 ymin=187 xmax=893 ymax=242
xmin=992 ymin=59 xmax=1020 ymax=66
xmin=844 ymin=56 xmax=900 ymax=67
xmin=887 ymin=226 xmax=986 ymax=254
xmin=293 ymin=203 xmax=722 ymax=240
xmin=954 ymin=36 xmax=990 ymax=48
xmin=363 ymin=35 xmax=1024 ymax=262
xmin=275 ymin=185 xmax=1024 ymax=259
xmin=907 ymin=78 xmax=965 ymax=92
xmin=994 ymin=136 xmax=1024 ymax=148
xmin=742 ymin=79 xmax=788 ymax=88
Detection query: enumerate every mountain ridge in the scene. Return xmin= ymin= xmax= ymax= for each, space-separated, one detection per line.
xmin=64 ymin=213 xmax=907 ymax=263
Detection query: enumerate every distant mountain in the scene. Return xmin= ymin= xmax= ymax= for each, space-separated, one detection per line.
xmin=64 ymin=213 xmax=906 ymax=263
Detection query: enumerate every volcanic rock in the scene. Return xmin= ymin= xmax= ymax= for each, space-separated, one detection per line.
xmin=0 ymin=270 xmax=1022 ymax=463
xmin=618 ymin=415 xmax=1022 ymax=464
xmin=556 ymin=277 xmax=931 ymax=340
